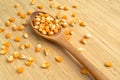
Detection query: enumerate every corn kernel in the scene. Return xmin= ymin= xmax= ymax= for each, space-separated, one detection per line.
xmin=17 ymin=67 xmax=24 ymax=73
xmin=78 ymin=47 xmax=84 ymax=52
xmin=69 ymin=21 xmax=74 ymax=27
xmin=18 ymin=54 xmax=26 ymax=60
xmin=72 ymin=13 xmax=77 ymax=17
xmin=38 ymin=4 xmax=44 ymax=9
xmin=22 ymin=22 xmax=28 ymax=26
xmin=0 ymin=27 xmax=6 ymax=32
xmin=35 ymin=44 xmax=41 ymax=52
xmin=104 ymin=61 xmax=112 ymax=67
xmin=25 ymin=61 xmax=33 ymax=66
xmin=23 ymin=33 xmax=28 ymax=39
xmin=21 ymin=14 xmax=26 ymax=19
xmin=27 ymin=10 xmax=33 ymax=15
xmin=9 ymin=17 xmax=15 ymax=22
xmin=81 ymin=68 xmax=88 ymax=75
xmin=56 ymin=13 xmax=62 ymax=19
xmin=7 ymin=56 xmax=14 ymax=63
xmin=17 ymin=11 xmax=23 ymax=16
xmin=0 ymin=49 xmax=8 ymax=55
xmin=19 ymin=43 xmax=25 ymax=50
xmin=72 ymin=5 xmax=78 ymax=8
xmin=80 ymin=21 xmax=87 ymax=27
xmin=14 ymin=3 xmax=19 ymax=8
xmin=31 ymin=0 xmax=36 ymax=5
xmin=44 ymin=48 xmax=50 ymax=56
xmin=5 ymin=32 xmax=11 ymax=39
xmin=80 ymin=38 xmax=87 ymax=45
xmin=14 ymin=36 xmax=21 ymax=42
xmin=13 ymin=51 xmax=20 ymax=59
xmin=27 ymin=57 xmax=35 ymax=62
xmin=18 ymin=25 xmax=24 ymax=31
xmin=4 ymin=41 xmax=11 ymax=47
xmin=55 ymin=56 xmax=63 ymax=62
xmin=25 ymin=43 xmax=30 ymax=48
xmin=57 ymin=4 xmax=63 ymax=10
xmin=41 ymin=62 xmax=50 ymax=69
xmin=1 ymin=46 xmax=8 ymax=50
xmin=65 ymin=35 xmax=71 ymax=40
xmin=49 ymin=3 xmax=54 ymax=8
xmin=64 ymin=6 xmax=69 ymax=11
xmin=84 ymin=34 xmax=91 ymax=39
xmin=62 ymin=15 xmax=68 ymax=20
xmin=5 ymin=21 xmax=11 ymax=27
xmin=12 ymin=25 xmax=18 ymax=31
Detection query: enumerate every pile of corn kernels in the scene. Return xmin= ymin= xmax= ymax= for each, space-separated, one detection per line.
xmin=0 ymin=0 xmax=112 ymax=75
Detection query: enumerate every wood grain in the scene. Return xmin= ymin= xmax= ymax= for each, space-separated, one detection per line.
xmin=0 ymin=0 xmax=120 ymax=80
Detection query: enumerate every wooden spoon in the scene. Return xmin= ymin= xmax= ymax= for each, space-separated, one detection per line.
xmin=30 ymin=11 xmax=109 ymax=80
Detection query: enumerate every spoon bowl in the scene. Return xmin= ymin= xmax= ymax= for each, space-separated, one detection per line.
xmin=30 ymin=11 xmax=109 ymax=80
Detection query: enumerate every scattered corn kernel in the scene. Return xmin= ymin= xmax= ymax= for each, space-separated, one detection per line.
xmin=56 ymin=13 xmax=62 ymax=19
xmin=18 ymin=54 xmax=26 ymax=60
xmin=23 ymin=33 xmax=28 ymax=39
xmin=104 ymin=61 xmax=112 ymax=67
xmin=80 ymin=38 xmax=87 ymax=45
xmin=78 ymin=47 xmax=84 ymax=52
xmin=55 ymin=56 xmax=63 ymax=62
xmin=12 ymin=25 xmax=18 ymax=31
xmin=0 ymin=49 xmax=8 ymax=55
xmin=69 ymin=21 xmax=75 ymax=27
xmin=57 ymin=4 xmax=63 ymax=10
xmin=5 ymin=32 xmax=11 ymax=39
xmin=31 ymin=0 xmax=36 ymax=5
xmin=25 ymin=43 xmax=30 ymax=48
xmin=5 ymin=21 xmax=11 ymax=27
xmin=62 ymin=15 xmax=68 ymax=20
xmin=19 ymin=43 xmax=25 ymax=50
xmin=4 ymin=41 xmax=11 ymax=47
xmin=27 ymin=57 xmax=35 ymax=62
xmin=81 ymin=68 xmax=89 ymax=75
xmin=14 ymin=36 xmax=21 ymax=42
xmin=35 ymin=44 xmax=41 ymax=52
xmin=22 ymin=22 xmax=28 ymax=26
xmin=27 ymin=10 xmax=33 ymax=15
xmin=17 ymin=67 xmax=24 ymax=73
xmin=49 ymin=3 xmax=54 ymax=8
xmin=44 ymin=48 xmax=50 ymax=56
xmin=13 ymin=51 xmax=20 ymax=59
xmin=0 ymin=27 xmax=6 ymax=32
xmin=1 ymin=46 xmax=8 ymax=50
xmin=80 ymin=21 xmax=87 ymax=27
xmin=7 ymin=56 xmax=14 ymax=63
xmin=17 ymin=11 xmax=23 ymax=16
xmin=65 ymin=35 xmax=71 ymax=40
xmin=25 ymin=61 xmax=33 ymax=66
xmin=72 ymin=13 xmax=77 ymax=17
xmin=84 ymin=34 xmax=91 ymax=39
xmin=72 ymin=4 xmax=78 ymax=8
xmin=9 ymin=17 xmax=15 ymax=22
xmin=21 ymin=14 xmax=27 ymax=19
xmin=38 ymin=4 xmax=44 ymax=9
xmin=14 ymin=3 xmax=19 ymax=8
xmin=64 ymin=6 xmax=69 ymax=11
xmin=18 ymin=25 xmax=24 ymax=31
xmin=41 ymin=62 xmax=50 ymax=69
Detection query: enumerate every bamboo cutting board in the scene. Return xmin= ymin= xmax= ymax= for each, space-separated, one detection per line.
xmin=0 ymin=0 xmax=120 ymax=80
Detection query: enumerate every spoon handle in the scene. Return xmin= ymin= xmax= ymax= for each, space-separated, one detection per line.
xmin=54 ymin=34 xmax=109 ymax=80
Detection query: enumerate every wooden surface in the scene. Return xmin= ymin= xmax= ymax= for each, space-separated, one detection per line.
xmin=0 ymin=0 xmax=120 ymax=80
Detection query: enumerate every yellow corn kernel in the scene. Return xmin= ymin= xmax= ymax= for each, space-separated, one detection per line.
xmin=64 ymin=6 xmax=69 ymax=11
xmin=25 ymin=43 xmax=30 ymax=48
xmin=17 ymin=11 xmax=23 ymax=16
xmin=25 ymin=61 xmax=33 ymax=66
xmin=41 ymin=62 xmax=50 ymax=69
xmin=49 ymin=3 xmax=54 ymax=8
xmin=80 ymin=38 xmax=87 ymax=45
xmin=23 ymin=33 xmax=28 ymax=39
xmin=4 ymin=41 xmax=11 ymax=47
xmin=0 ymin=29 xmax=2 ymax=33
xmin=80 ymin=21 xmax=87 ymax=27
xmin=13 ymin=51 xmax=20 ymax=59
xmin=5 ymin=21 xmax=11 ymax=27
xmin=9 ymin=17 xmax=15 ymax=22
xmin=0 ymin=27 xmax=6 ymax=32
xmin=62 ymin=15 xmax=68 ymax=20
xmin=84 ymin=34 xmax=91 ymax=39
xmin=77 ymin=47 xmax=84 ymax=52
xmin=17 ymin=67 xmax=24 ymax=73
xmin=18 ymin=25 xmax=24 ymax=31
xmin=19 ymin=43 xmax=25 ymax=50
xmin=7 ymin=56 xmax=14 ymax=63
xmin=31 ymin=0 xmax=36 ymax=5
xmin=27 ymin=57 xmax=35 ymax=62
xmin=104 ymin=61 xmax=112 ymax=67
xmin=27 ymin=10 xmax=33 ymax=15
xmin=21 ymin=14 xmax=27 ymax=19
xmin=81 ymin=68 xmax=88 ymax=75
xmin=44 ymin=48 xmax=50 ymax=56
xmin=69 ymin=21 xmax=74 ymax=27
xmin=14 ymin=36 xmax=21 ymax=42
xmin=55 ymin=56 xmax=63 ymax=62
xmin=72 ymin=4 xmax=78 ymax=8
xmin=38 ymin=4 xmax=44 ymax=9
xmin=12 ymin=25 xmax=18 ymax=31
xmin=65 ymin=35 xmax=71 ymax=40
xmin=5 ymin=32 xmax=11 ymax=39
xmin=1 ymin=46 xmax=8 ymax=50
xmin=57 ymin=4 xmax=63 ymax=10
xmin=35 ymin=44 xmax=41 ymax=52
xmin=56 ymin=13 xmax=62 ymax=19
xmin=18 ymin=54 xmax=26 ymax=60
xmin=22 ymin=22 xmax=28 ymax=26
xmin=0 ymin=49 xmax=8 ymax=55
xmin=72 ymin=13 xmax=77 ymax=17
xmin=14 ymin=3 xmax=19 ymax=8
